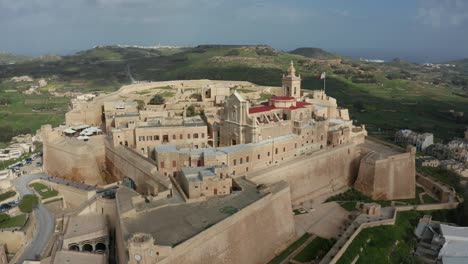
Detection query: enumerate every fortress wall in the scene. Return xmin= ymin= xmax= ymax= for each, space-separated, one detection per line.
xmin=105 ymin=143 xmax=168 ymax=195
xmin=43 ymin=135 xmax=106 ymax=185
xmin=0 ymin=214 xmax=34 ymax=254
xmin=248 ymin=143 xmax=361 ymax=206
xmin=416 ymin=175 xmax=452 ymax=202
xmin=356 ymin=152 xmax=415 ymax=200
xmin=155 ymin=183 xmax=296 ymax=264
xmin=34 ymin=179 xmax=96 ymax=208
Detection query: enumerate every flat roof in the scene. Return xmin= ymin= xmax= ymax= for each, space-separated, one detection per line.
xmin=121 ymin=178 xmax=265 ymax=246
xmin=64 ymin=214 xmax=107 ymax=239
xmin=359 ymin=139 xmax=402 ymax=159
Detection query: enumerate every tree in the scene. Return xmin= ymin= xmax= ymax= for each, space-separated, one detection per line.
xmin=186 ymin=105 xmax=197 ymax=117
xmin=18 ymin=194 xmax=39 ymax=213
xmin=148 ymin=94 xmax=165 ymax=105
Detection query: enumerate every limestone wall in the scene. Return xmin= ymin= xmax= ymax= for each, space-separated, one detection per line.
xmin=151 ymin=182 xmax=296 ymax=264
xmin=42 ymin=135 xmax=107 ymax=185
xmin=0 ymin=214 xmax=34 ymax=254
xmin=355 ymin=151 xmax=416 ymax=200
xmin=248 ymin=142 xmax=361 ymax=206
xmin=105 ymin=143 xmax=170 ymax=195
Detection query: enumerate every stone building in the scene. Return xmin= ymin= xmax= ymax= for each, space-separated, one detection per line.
xmin=112 ymin=116 xmax=209 ymax=156
xmin=63 ymin=214 xmax=109 ymax=255
xmin=395 ymin=129 xmax=433 ymax=151
xmin=179 ymin=165 xmax=232 ymax=199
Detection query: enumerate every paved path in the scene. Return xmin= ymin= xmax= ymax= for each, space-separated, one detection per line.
xmin=13 ymin=173 xmax=56 ymax=264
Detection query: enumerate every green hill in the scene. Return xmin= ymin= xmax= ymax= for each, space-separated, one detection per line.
xmin=289 ymin=47 xmax=339 ymax=59
xmin=0 ymin=45 xmax=467 ymax=143
xmin=0 ymin=52 xmax=32 ymax=64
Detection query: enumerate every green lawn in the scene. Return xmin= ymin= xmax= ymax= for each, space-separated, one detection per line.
xmin=0 ymin=191 xmax=16 ymax=202
xmin=293 ymin=237 xmax=335 ymax=263
xmin=336 ymin=210 xmax=458 ymax=264
xmin=0 ymin=214 xmax=27 ymax=228
xmin=327 ymin=188 xmax=421 ymax=210
xmin=29 ymin=182 xmax=58 ymax=199
xmin=268 ymin=233 xmax=312 ymax=264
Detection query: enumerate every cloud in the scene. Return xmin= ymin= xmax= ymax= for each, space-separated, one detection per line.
xmin=416 ymin=0 xmax=468 ymax=28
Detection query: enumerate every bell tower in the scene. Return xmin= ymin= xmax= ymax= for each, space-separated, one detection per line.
xmin=282 ymin=61 xmax=301 ymax=99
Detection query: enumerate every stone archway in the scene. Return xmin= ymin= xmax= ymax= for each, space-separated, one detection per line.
xmin=69 ymin=244 xmax=79 ymax=251
xmin=82 ymin=244 xmax=93 ymax=252
xmin=95 ymin=243 xmax=106 ymax=253
xmin=123 ymin=176 xmax=137 ymax=190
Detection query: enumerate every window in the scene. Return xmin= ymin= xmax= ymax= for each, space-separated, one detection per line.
xmin=234 ymin=159 xmax=237 ymax=165
xmin=295 ymin=143 xmax=297 ymax=149
xmin=258 ymin=154 xmax=261 ymax=159
xmin=246 ymin=167 xmax=249 ymax=172
xmin=188 ymin=134 xmax=191 ymax=139
xmin=206 ymin=187 xmax=208 ymax=190
xmin=155 ymin=135 xmax=160 ymax=140
xmin=160 ymin=161 xmax=164 ymax=168
xmin=201 ymin=133 xmax=205 ymax=138
xmin=283 ymin=147 xmax=286 ymax=152
xmin=194 ymin=133 xmax=199 ymax=139
xmin=268 ymin=152 xmax=270 ymax=156
xmin=180 ymin=134 xmax=183 ymax=139
xmin=172 ymin=160 xmax=176 ymax=168
xmin=246 ymin=156 xmax=249 ymax=162
xmin=240 ymin=158 xmax=243 ymax=164
xmin=173 ymin=134 xmax=176 ymax=140
xmin=147 ymin=136 xmax=152 ymax=141
xmin=138 ymin=136 xmax=145 ymax=141
xmin=195 ymin=186 xmax=198 ymax=188
xmin=275 ymin=148 xmax=278 ymax=154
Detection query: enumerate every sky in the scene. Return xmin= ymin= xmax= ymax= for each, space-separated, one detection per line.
xmin=1 ymin=0 xmax=467 ymax=62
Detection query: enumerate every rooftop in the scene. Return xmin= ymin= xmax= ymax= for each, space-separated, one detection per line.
xmin=121 ymin=178 xmax=266 ymax=246
xmin=64 ymin=214 xmax=107 ymax=240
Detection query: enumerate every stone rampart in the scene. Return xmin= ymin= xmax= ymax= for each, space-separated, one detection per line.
xmin=42 ymin=135 xmax=107 ymax=185
xmin=248 ymin=142 xmax=361 ymax=206
xmin=105 ymin=142 xmax=170 ymax=195
xmin=355 ymin=150 xmax=416 ymax=200
xmin=153 ymin=182 xmax=296 ymax=264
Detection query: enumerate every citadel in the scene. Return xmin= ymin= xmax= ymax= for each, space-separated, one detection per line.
xmin=2 ymin=62 xmax=417 ymax=264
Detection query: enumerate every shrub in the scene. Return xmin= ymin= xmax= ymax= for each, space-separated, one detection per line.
xmin=148 ymin=94 xmax=165 ymax=105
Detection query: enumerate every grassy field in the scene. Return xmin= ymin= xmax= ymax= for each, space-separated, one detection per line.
xmin=293 ymin=237 xmax=335 ymax=263
xmin=268 ymin=233 xmax=312 ymax=264
xmin=336 ymin=210 xmax=458 ymax=264
xmin=0 ymin=214 xmax=27 ymax=228
xmin=0 ymin=191 xmax=16 ymax=202
xmin=29 ymin=182 xmax=58 ymax=199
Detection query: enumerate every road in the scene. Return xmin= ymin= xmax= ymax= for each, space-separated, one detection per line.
xmin=13 ymin=173 xmax=55 ymax=263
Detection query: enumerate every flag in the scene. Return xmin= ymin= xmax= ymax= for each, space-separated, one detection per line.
xmin=318 ymin=72 xmax=326 ymax=80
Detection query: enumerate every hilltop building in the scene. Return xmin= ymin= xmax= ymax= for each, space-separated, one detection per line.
xmin=38 ymin=62 xmax=417 ymax=264
xmin=395 ymin=129 xmax=433 ymax=151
